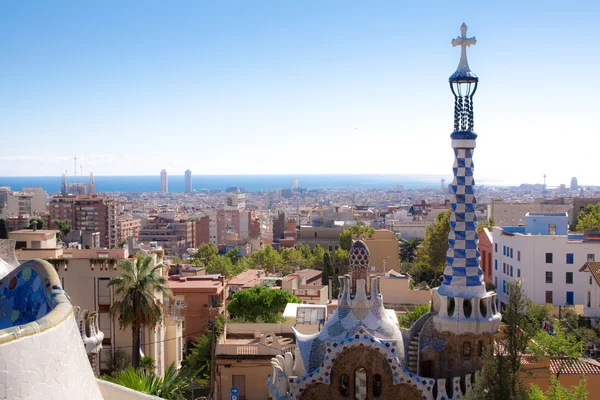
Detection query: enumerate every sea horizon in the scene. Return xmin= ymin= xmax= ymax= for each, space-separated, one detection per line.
xmin=0 ymin=174 xmax=531 ymax=193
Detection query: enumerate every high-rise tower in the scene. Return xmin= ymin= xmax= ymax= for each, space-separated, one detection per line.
xmin=432 ymin=23 xmax=500 ymax=337
xmin=184 ymin=170 xmax=192 ymax=193
xmin=61 ymin=173 xmax=68 ymax=196
xmin=160 ymin=169 xmax=168 ymax=193
xmin=89 ymin=172 xmax=95 ymax=195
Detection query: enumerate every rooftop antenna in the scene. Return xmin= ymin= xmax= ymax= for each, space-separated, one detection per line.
xmin=74 ymin=156 xmax=77 ymax=183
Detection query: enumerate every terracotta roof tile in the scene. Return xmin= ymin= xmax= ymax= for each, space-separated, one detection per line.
xmin=549 ymin=358 xmax=600 ymax=375
xmin=579 ymin=262 xmax=600 ymax=285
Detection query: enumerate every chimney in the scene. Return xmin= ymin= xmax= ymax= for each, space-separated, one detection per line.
xmin=32 ymin=221 xmax=37 ymax=231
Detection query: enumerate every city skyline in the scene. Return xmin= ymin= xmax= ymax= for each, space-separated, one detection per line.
xmin=1 ymin=1 xmax=599 ymax=185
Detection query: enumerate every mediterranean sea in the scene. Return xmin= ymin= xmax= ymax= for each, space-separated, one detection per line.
xmin=0 ymin=174 xmax=452 ymax=193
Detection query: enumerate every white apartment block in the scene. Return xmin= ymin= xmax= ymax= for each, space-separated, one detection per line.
xmin=492 ymin=213 xmax=600 ymax=312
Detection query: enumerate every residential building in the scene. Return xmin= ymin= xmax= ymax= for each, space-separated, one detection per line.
xmin=167 ymin=274 xmax=226 ymax=340
xmin=579 ymin=262 xmax=600 ymax=324
xmin=296 ymin=226 xmax=343 ymax=250
xmin=10 ymin=229 xmax=63 ymax=260
xmin=364 ymin=229 xmax=399 ymax=273
xmin=57 ymin=247 xmax=183 ymax=375
xmin=116 ymin=214 xmax=141 ymax=244
xmin=227 ymin=269 xmax=266 ymax=298
xmin=194 ymin=215 xmax=210 ymax=245
xmin=138 ymin=214 xmax=195 ymax=256
xmin=282 ymin=269 xmax=328 ymax=305
xmin=160 ymin=169 xmax=168 ymax=193
xmin=492 ymin=212 xmax=600 ymax=311
xmin=478 ymin=227 xmax=494 ymax=284
xmin=49 ymin=195 xmax=118 ymax=248
xmin=0 ymin=189 xmax=47 ymax=218
xmin=185 ymin=170 xmax=192 ymax=193
xmin=377 ymin=270 xmax=431 ymax=309
xmin=487 ymin=199 xmax=570 ymax=227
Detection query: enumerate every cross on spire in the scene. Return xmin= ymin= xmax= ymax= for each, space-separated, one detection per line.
xmin=450 ymin=23 xmax=478 ymax=82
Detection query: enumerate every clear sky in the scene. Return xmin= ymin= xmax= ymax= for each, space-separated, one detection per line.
xmin=1 ymin=1 xmax=599 ymax=186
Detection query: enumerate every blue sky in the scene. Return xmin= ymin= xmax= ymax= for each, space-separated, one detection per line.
xmin=1 ymin=1 xmax=599 ymax=186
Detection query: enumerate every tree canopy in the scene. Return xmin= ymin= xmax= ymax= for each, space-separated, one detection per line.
xmin=192 ymin=243 xmax=218 ymax=265
xmin=339 ymin=224 xmax=375 ymax=251
xmin=399 ymin=238 xmax=420 ymax=263
xmin=28 ymin=217 xmax=44 ymax=229
xmin=227 ymin=286 xmax=300 ymax=323
xmin=576 ymin=203 xmax=600 ymax=232
xmin=54 ymin=219 xmax=72 ymax=238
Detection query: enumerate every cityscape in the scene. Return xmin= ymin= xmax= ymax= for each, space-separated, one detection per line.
xmin=2 ymin=2 xmax=600 ymax=400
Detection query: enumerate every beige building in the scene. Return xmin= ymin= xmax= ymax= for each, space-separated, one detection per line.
xmin=487 ymin=200 xmax=570 ymax=227
xmin=57 ymin=248 xmax=183 ymax=375
xmin=296 ymin=226 xmax=343 ymax=250
xmin=364 ymin=229 xmax=399 ymax=273
xmin=377 ymin=271 xmax=431 ymax=309
xmin=10 ymin=229 xmax=63 ymax=260
xmin=117 ymin=214 xmax=141 ymax=244
xmin=282 ymin=270 xmax=328 ymax=305
xmin=0 ymin=188 xmax=46 ymax=218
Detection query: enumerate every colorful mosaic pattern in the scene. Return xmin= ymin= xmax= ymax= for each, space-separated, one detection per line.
xmin=442 ymin=146 xmax=484 ymax=292
xmin=349 ymin=240 xmax=368 ymax=293
xmin=0 ymin=267 xmax=50 ymax=330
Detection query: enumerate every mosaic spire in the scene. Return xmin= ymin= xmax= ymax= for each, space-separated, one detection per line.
xmin=439 ymin=23 xmax=486 ymax=299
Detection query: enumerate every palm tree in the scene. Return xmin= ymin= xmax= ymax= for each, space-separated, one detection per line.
xmin=109 ymin=254 xmax=173 ymax=368
xmin=399 ymin=238 xmax=421 ymax=263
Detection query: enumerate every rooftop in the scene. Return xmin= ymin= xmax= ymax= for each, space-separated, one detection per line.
xmin=526 ymin=212 xmax=568 ymax=217
xmin=283 ymin=269 xmax=322 ymax=282
xmin=228 ymin=269 xmax=265 ymax=288
xmin=168 ymin=275 xmax=224 ymax=292
xmin=580 ymin=262 xmax=600 ymax=285
xmin=549 ymin=357 xmax=600 ymax=375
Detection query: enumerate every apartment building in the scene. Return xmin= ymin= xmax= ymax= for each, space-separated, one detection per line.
xmin=138 ymin=214 xmax=195 ymax=256
xmin=50 ymin=195 xmax=118 ymax=248
xmin=117 ymin=214 xmax=141 ymax=244
xmin=492 ymin=212 xmax=600 ymax=311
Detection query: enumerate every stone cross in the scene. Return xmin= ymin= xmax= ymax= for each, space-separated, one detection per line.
xmin=451 ymin=23 xmax=476 ymax=74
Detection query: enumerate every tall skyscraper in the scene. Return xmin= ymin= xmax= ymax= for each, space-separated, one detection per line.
xmin=570 ymin=177 xmax=579 ymax=190
xmin=89 ymin=172 xmax=95 ymax=194
xmin=185 ymin=169 xmax=192 ymax=193
xmin=160 ymin=169 xmax=168 ymax=193
xmin=61 ymin=173 xmax=67 ymax=196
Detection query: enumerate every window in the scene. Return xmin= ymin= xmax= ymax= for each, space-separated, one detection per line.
xmin=340 ymin=374 xmax=350 ymax=396
xmin=495 ymin=243 xmax=498 ymax=253
xmin=495 ymin=259 xmax=498 ymax=270
xmin=463 ymin=342 xmax=471 ymax=360
xmin=510 ymin=248 xmax=513 ymax=258
xmin=546 ymin=291 xmax=553 ymax=304
xmin=372 ymin=374 xmax=382 ymax=397
xmin=503 ymin=263 xmax=506 ymax=274
xmin=546 ymin=253 xmax=553 ymax=263
xmin=510 ymin=265 xmax=513 ymax=277
xmin=503 ymin=280 xmax=506 ymax=293
xmin=517 ymin=269 xmax=521 ymax=278
xmin=546 ymin=271 xmax=553 ymax=283
xmin=591 ymin=276 xmax=593 ymax=285
xmin=548 ymin=224 xmax=557 ymax=235
xmin=588 ymin=292 xmax=591 ymax=308
xmin=566 ymin=272 xmax=573 ymax=284
xmin=588 ymin=254 xmax=596 ymax=262
xmin=566 ymin=291 xmax=574 ymax=306
xmin=566 ymin=253 xmax=574 ymax=264
xmin=355 ymin=367 xmax=367 ymax=400
xmin=517 ymin=251 xmax=521 ymax=261
xmin=503 ymin=246 xmax=506 ymax=256
xmin=495 ymin=277 xmax=498 ymax=288
xmin=478 ymin=341 xmax=483 ymax=357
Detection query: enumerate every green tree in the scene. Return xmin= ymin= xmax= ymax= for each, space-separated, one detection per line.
xmin=54 ymin=219 xmax=72 ymax=238
xmin=477 ymin=217 xmax=496 ymax=232
xmin=527 ymin=375 xmax=588 ymax=400
xmin=139 ymin=356 xmax=156 ymax=374
xmin=248 ymin=245 xmax=287 ymax=274
xmin=205 ymin=255 xmax=235 ymax=278
xmin=416 ymin=210 xmax=451 ymax=269
xmin=397 ymin=303 xmax=430 ymax=329
xmin=530 ymin=319 xmax=583 ymax=378
xmin=28 ymin=217 xmax=44 ymax=229
xmin=183 ymin=314 xmax=226 ymax=380
xmin=227 ymin=286 xmax=300 ymax=323
xmin=399 ymin=238 xmax=420 ymax=263
xmin=333 ymin=247 xmax=349 ymax=274
xmin=467 ymin=280 xmax=531 ymax=400
xmin=193 ymin=243 xmax=218 ymax=265
xmin=225 ymin=248 xmax=240 ymax=264
xmin=576 ymin=203 xmax=600 ymax=232
xmin=0 ymin=219 xmax=7 ymax=239
xmin=322 ymin=252 xmax=333 ymax=286
xmin=311 ymin=246 xmax=326 ymax=270
xmin=102 ymin=363 xmax=197 ymax=400
xmin=109 ymin=255 xmax=172 ymax=368
xmin=280 ymin=247 xmax=302 ymax=270
xmin=339 ymin=224 xmax=375 ymax=251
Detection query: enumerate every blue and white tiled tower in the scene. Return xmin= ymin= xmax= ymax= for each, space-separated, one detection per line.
xmin=432 ymin=23 xmax=501 ymax=335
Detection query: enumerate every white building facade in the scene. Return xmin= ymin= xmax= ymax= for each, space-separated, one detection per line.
xmin=492 ymin=213 xmax=600 ymax=311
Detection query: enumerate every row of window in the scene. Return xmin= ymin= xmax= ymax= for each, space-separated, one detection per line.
xmin=545 ymin=271 xmax=573 ymax=284
xmin=545 ymin=291 xmax=574 ymax=305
